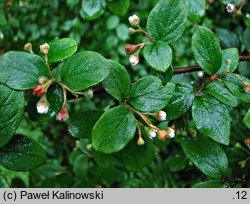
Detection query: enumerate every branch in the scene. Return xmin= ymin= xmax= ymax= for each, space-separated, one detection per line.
xmin=173 ymin=55 xmax=250 ymax=75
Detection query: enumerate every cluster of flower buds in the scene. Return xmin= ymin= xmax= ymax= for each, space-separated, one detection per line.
xmin=56 ymin=105 xmax=69 ymax=121
xmin=157 ymin=127 xmax=175 ymax=141
xmin=226 ymin=0 xmax=246 ymax=16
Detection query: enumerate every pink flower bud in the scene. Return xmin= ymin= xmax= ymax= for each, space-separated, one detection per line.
xmin=36 ymin=96 xmax=49 ymax=114
xmin=33 ymin=84 xmax=45 ymax=96
xmin=40 ymin=43 xmax=50 ymax=54
xmin=24 ymin=43 xmax=32 ymax=52
xmin=56 ymin=105 xmax=69 ymax=121
xmin=38 ymin=76 xmax=48 ymax=85
xmin=125 ymin=44 xmax=141 ymax=55
xmin=129 ymin=53 xmax=139 ymax=66
xmin=129 ymin=14 xmax=140 ymax=26
xmin=157 ymin=130 xmax=168 ymax=141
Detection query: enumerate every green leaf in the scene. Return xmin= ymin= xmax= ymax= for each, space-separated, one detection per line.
xmin=68 ymin=110 xmax=104 ymax=138
xmin=165 ymin=83 xmax=195 ymax=120
xmin=205 ymin=80 xmax=238 ymax=107
xmin=216 ymin=48 xmax=239 ymax=75
xmin=192 ymin=94 xmax=230 ymax=145
xmin=185 ymin=0 xmax=206 ymax=23
xmin=27 ymin=83 xmax=64 ymax=122
xmin=128 ymin=76 xmax=175 ymax=112
xmin=178 ymin=136 xmax=229 ymax=178
xmin=48 ymin=38 xmax=77 ymax=63
xmin=0 ymin=134 xmax=47 ymax=171
xmin=81 ymin=0 xmax=106 ymax=21
xmin=143 ymin=41 xmax=172 ymax=72
xmin=0 ymin=51 xmax=50 ymax=90
xmin=147 ymin=0 xmax=187 ymax=44
xmin=92 ymin=106 xmax=136 ymax=154
xmin=223 ymin=73 xmax=250 ymax=103
xmin=243 ymin=108 xmax=250 ymax=129
xmin=0 ymin=85 xmax=25 ymax=147
xmin=243 ymin=28 xmax=250 ymax=51
xmin=192 ymin=26 xmax=222 ymax=75
xmin=91 ymin=149 xmax=117 ymax=168
xmin=73 ymin=155 xmax=88 ymax=179
xmin=0 ymin=10 xmax=7 ymax=26
xmin=193 ymin=180 xmax=225 ymax=188
xmin=219 ymin=0 xmax=241 ymax=5
xmin=102 ymin=60 xmax=131 ymax=101
xmin=216 ymin=28 xmax=240 ymax=49
xmin=114 ymin=137 xmax=155 ymax=172
xmin=107 ymin=0 xmax=129 ymax=16
xmin=116 ymin=24 xmax=129 ymax=41
xmin=166 ymin=155 xmax=188 ymax=172
xmin=61 ymin=51 xmax=110 ymax=91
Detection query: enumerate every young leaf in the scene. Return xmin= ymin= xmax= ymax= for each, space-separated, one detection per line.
xmin=0 ymin=51 xmax=50 ymax=90
xmin=216 ymin=48 xmax=239 ymax=75
xmin=107 ymin=0 xmax=129 ymax=16
xmin=146 ymin=0 xmax=187 ymax=44
xmin=61 ymin=51 xmax=110 ymax=91
xmin=92 ymin=106 xmax=136 ymax=154
xmin=114 ymin=137 xmax=155 ymax=172
xmin=48 ymin=38 xmax=77 ymax=63
xmin=216 ymin=28 xmax=240 ymax=49
xmin=192 ymin=94 xmax=230 ymax=145
xmin=102 ymin=60 xmax=131 ymax=101
xmin=185 ymin=0 xmax=206 ymax=23
xmin=68 ymin=110 xmax=104 ymax=138
xmin=0 ymin=85 xmax=25 ymax=147
xmin=223 ymin=73 xmax=250 ymax=103
xmin=128 ymin=76 xmax=175 ymax=112
xmin=27 ymin=83 xmax=64 ymax=122
xmin=165 ymin=83 xmax=195 ymax=120
xmin=178 ymin=136 xmax=229 ymax=178
xmin=0 ymin=134 xmax=47 ymax=171
xmin=81 ymin=0 xmax=106 ymax=21
xmin=143 ymin=41 xmax=172 ymax=72
xmin=192 ymin=180 xmax=225 ymax=188
xmin=243 ymin=108 xmax=250 ymax=129
xmin=192 ymin=26 xmax=222 ymax=75
xmin=205 ymin=80 xmax=238 ymax=107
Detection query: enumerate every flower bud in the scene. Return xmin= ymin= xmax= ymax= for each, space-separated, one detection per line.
xmin=243 ymin=83 xmax=250 ymax=93
xmin=166 ymin=127 xmax=175 ymax=138
xmin=129 ymin=53 xmax=139 ymax=66
xmin=38 ymin=76 xmax=48 ymax=85
xmin=56 ymin=105 xmax=69 ymax=121
xmin=154 ymin=111 xmax=167 ymax=121
xmin=24 ymin=42 xmax=32 ymax=52
xmin=197 ymin=71 xmax=204 ymax=78
xmin=128 ymin=14 xmax=140 ymax=26
xmin=129 ymin=28 xmax=136 ymax=34
xmin=86 ymin=144 xmax=92 ymax=151
xmin=244 ymin=138 xmax=250 ymax=150
xmin=137 ymin=137 xmax=145 ymax=145
xmin=40 ymin=43 xmax=50 ymax=54
xmin=226 ymin=3 xmax=235 ymax=13
xmin=83 ymin=89 xmax=94 ymax=99
xmin=125 ymin=44 xmax=141 ymax=55
xmin=36 ymin=96 xmax=49 ymax=114
xmin=33 ymin=84 xmax=45 ymax=96
xmin=0 ymin=31 xmax=3 ymax=40
xmin=157 ymin=130 xmax=168 ymax=141
xmin=145 ymin=127 xmax=157 ymax=139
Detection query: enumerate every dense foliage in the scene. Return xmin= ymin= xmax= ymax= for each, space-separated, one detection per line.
xmin=0 ymin=0 xmax=250 ymax=188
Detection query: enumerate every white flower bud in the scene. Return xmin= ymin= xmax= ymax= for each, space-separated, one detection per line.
xmin=36 ymin=97 xmax=49 ymax=114
xmin=145 ymin=127 xmax=157 ymax=139
xmin=0 ymin=31 xmax=4 ymax=39
xmin=40 ymin=43 xmax=50 ymax=54
xmin=197 ymin=71 xmax=204 ymax=78
xmin=226 ymin=3 xmax=235 ymax=13
xmin=155 ymin=111 xmax=167 ymax=121
xmin=129 ymin=53 xmax=139 ymax=66
xmin=128 ymin=14 xmax=140 ymax=26
xmin=167 ymin=128 xmax=175 ymax=138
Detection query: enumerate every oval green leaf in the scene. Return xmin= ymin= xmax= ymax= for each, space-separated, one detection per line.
xmin=185 ymin=0 xmax=205 ymax=23
xmin=107 ymin=0 xmax=129 ymax=16
xmin=81 ymin=0 xmax=106 ymax=21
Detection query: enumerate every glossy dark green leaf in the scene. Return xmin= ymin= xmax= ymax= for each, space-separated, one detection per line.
xmin=178 ymin=136 xmax=229 ymax=178
xmin=205 ymin=80 xmax=238 ymax=107
xmin=73 ymin=155 xmax=88 ymax=179
xmin=185 ymin=0 xmax=206 ymax=23
xmin=216 ymin=48 xmax=239 ymax=75
xmin=81 ymin=0 xmax=106 ymax=21
xmin=107 ymin=0 xmax=129 ymax=16
xmin=143 ymin=41 xmax=172 ymax=72
xmin=128 ymin=76 xmax=175 ymax=112
xmin=27 ymin=83 xmax=64 ymax=122
xmin=61 ymin=51 xmax=110 ymax=91
xmin=193 ymin=180 xmax=225 ymax=188
xmin=147 ymin=0 xmax=187 ymax=44
xmin=48 ymin=38 xmax=77 ymax=63
xmin=243 ymin=28 xmax=250 ymax=51
xmin=243 ymin=108 xmax=250 ymax=129
xmin=102 ymin=60 xmax=131 ymax=101
xmin=223 ymin=73 xmax=250 ymax=103
xmin=0 ymin=85 xmax=25 ymax=147
xmin=114 ymin=137 xmax=155 ymax=172
xmin=165 ymin=83 xmax=195 ymax=120
xmin=192 ymin=26 xmax=222 ymax=75
xmin=192 ymin=94 xmax=230 ymax=145
xmin=0 ymin=134 xmax=47 ymax=171
xmin=166 ymin=155 xmax=188 ymax=172
xmin=91 ymin=149 xmax=117 ymax=168
xmin=216 ymin=28 xmax=240 ymax=49
xmin=92 ymin=106 xmax=136 ymax=154
xmin=0 ymin=51 xmax=50 ymax=90
xmin=68 ymin=110 xmax=104 ymax=138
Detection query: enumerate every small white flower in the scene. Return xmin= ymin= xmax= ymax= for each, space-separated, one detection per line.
xmin=197 ymin=71 xmax=204 ymax=78
xmin=168 ymin=128 xmax=175 ymax=138
xmin=129 ymin=53 xmax=139 ymax=66
xmin=128 ymin=14 xmax=140 ymax=26
xmin=226 ymin=3 xmax=235 ymax=13
xmin=36 ymin=101 xmax=49 ymax=114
